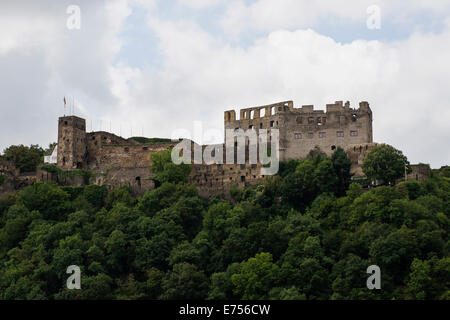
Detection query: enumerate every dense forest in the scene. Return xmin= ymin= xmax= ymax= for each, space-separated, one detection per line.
xmin=0 ymin=146 xmax=449 ymax=300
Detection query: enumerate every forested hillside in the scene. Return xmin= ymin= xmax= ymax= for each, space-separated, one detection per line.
xmin=0 ymin=148 xmax=449 ymax=300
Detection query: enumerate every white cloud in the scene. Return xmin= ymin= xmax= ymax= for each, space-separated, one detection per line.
xmin=220 ymin=0 xmax=450 ymax=37
xmin=0 ymin=0 xmax=131 ymax=149
xmin=177 ymin=0 xmax=222 ymax=9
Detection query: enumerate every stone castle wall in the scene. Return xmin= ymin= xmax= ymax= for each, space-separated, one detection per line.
xmin=53 ymin=100 xmax=383 ymax=196
xmin=225 ymin=100 xmax=373 ymax=161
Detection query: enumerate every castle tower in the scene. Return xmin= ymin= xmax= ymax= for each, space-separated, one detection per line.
xmin=57 ymin=116 xmax=87 ymax=169
xmin=224 ymin=100 xmax=373 ymax=162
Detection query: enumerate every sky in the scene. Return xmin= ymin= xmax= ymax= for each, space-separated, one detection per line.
xmin=0 ymin=0 xmax=449 ymax=168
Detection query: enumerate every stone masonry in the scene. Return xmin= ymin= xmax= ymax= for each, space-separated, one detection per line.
xmin=55 ymin=100 xmax=380 ymax=196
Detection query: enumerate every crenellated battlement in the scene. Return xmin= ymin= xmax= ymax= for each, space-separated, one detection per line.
xmin=225 ymin=100 xmax=371 ymax=122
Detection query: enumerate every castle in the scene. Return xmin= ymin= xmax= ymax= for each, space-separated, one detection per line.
xmin=54 ymin=100 xmax=379 ymax=196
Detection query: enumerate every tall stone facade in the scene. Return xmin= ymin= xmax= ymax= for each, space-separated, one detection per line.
xmin=57 ymin=116 xmax=87 ymax=170
xmin=224 ymin=100 xmax=373 ymax=161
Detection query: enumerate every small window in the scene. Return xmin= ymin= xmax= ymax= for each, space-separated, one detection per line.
xmin=241 ymin=176 xmax=246 ymax=182
xmin=296 ymin=116 xmax=303 ymax=124
xmin=308 ymin=117 xmax=314 ymax=124
xmin=64 ymin=121 xmax=68 ymax=125
xmin=294 ymin=133 xmax=302 ymax=139
xmin=337 ymin=131 xmax=344 ymax=137
xmin=319 ymin=132 xmax=326 ymax=138
xmin=259 ymin=123 xmax=263 ymax=129
xmin=350 ymin=130 xmax=358 ymax=136
xmin=308 ymin=133 xmax=313 ymax=139
xmin=331 ymin=145 xmax=336 ymax=151
xmin=124 ymin=147 xmax=129 ymax=152
xmin=249 ymin=125 xmax=254 ymax=130
xmin=143 ymin=147 xmax=148 ymax=151
xmin=270 ymin=121 xmax=274 ymax=127
xmin=322 ymin=117 xmax=327 ymax=124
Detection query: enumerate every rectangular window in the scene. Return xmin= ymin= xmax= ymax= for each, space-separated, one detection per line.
xmin=350 ymin=130 xmax=358 ymax=136
xmin=308 ymin=133 xmax=313 ymax=139
xmin=319 ymin=132 xmax=326 ymax=138
xmin=270 ymin=121 xmax=274 ymax=127
xmin=337 ymin=131 xmax=344 ymax=137
xmin=294 ymin=133 xmax=302 ymax=139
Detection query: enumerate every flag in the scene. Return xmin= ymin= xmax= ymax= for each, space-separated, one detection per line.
xmin=64 ymin=96 xmax=66 ymax=107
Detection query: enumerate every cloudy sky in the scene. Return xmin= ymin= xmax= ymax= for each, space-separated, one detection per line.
xmin=0 ymin=0 xmax=449 ymax=168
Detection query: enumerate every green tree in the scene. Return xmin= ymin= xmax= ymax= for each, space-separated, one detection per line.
xmin=151 ymin=149 xmax=191 ymax=184
xmin=331 ymin=147 xmax=353 ymax=196
xmin=161 ymin=263 xmax=209 ymax=299
xmin=4 ymin=144 xmax=42 ymax=173
xmin=231 ymin=252 xmax=280 ymax=299
xmin=407 ymin=258 xmax=432 ymax=299
xmin=362 ymin=144 xmax=408 ymax=185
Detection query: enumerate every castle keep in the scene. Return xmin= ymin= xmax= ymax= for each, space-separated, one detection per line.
xmin=55 ymin=100 xmax=375 ymax=196
xmin=224 ymin=100 xmax=373 ymax=160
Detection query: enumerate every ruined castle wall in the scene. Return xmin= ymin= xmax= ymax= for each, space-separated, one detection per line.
xmin=225 ymin=100 xmax=373 ymax=162
xmin=51 ymin=100 xmax=379 ymax=198
xmin=282 ymin=101 xmax=373 ymax=160
xmin=190 ymin=163 xmax=264 ymax=197
xmin=97 ymin=167 xmax=156 ymax=194
xmin=86 ymin=141 xmax=175 ymax=194
xmin=93 ymin=143 xmax=174 ymax=170
xmin=224 ymin=101 xmax=292 ymax=138
xmin=406 ymin=164 xmax=431 ymax=182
